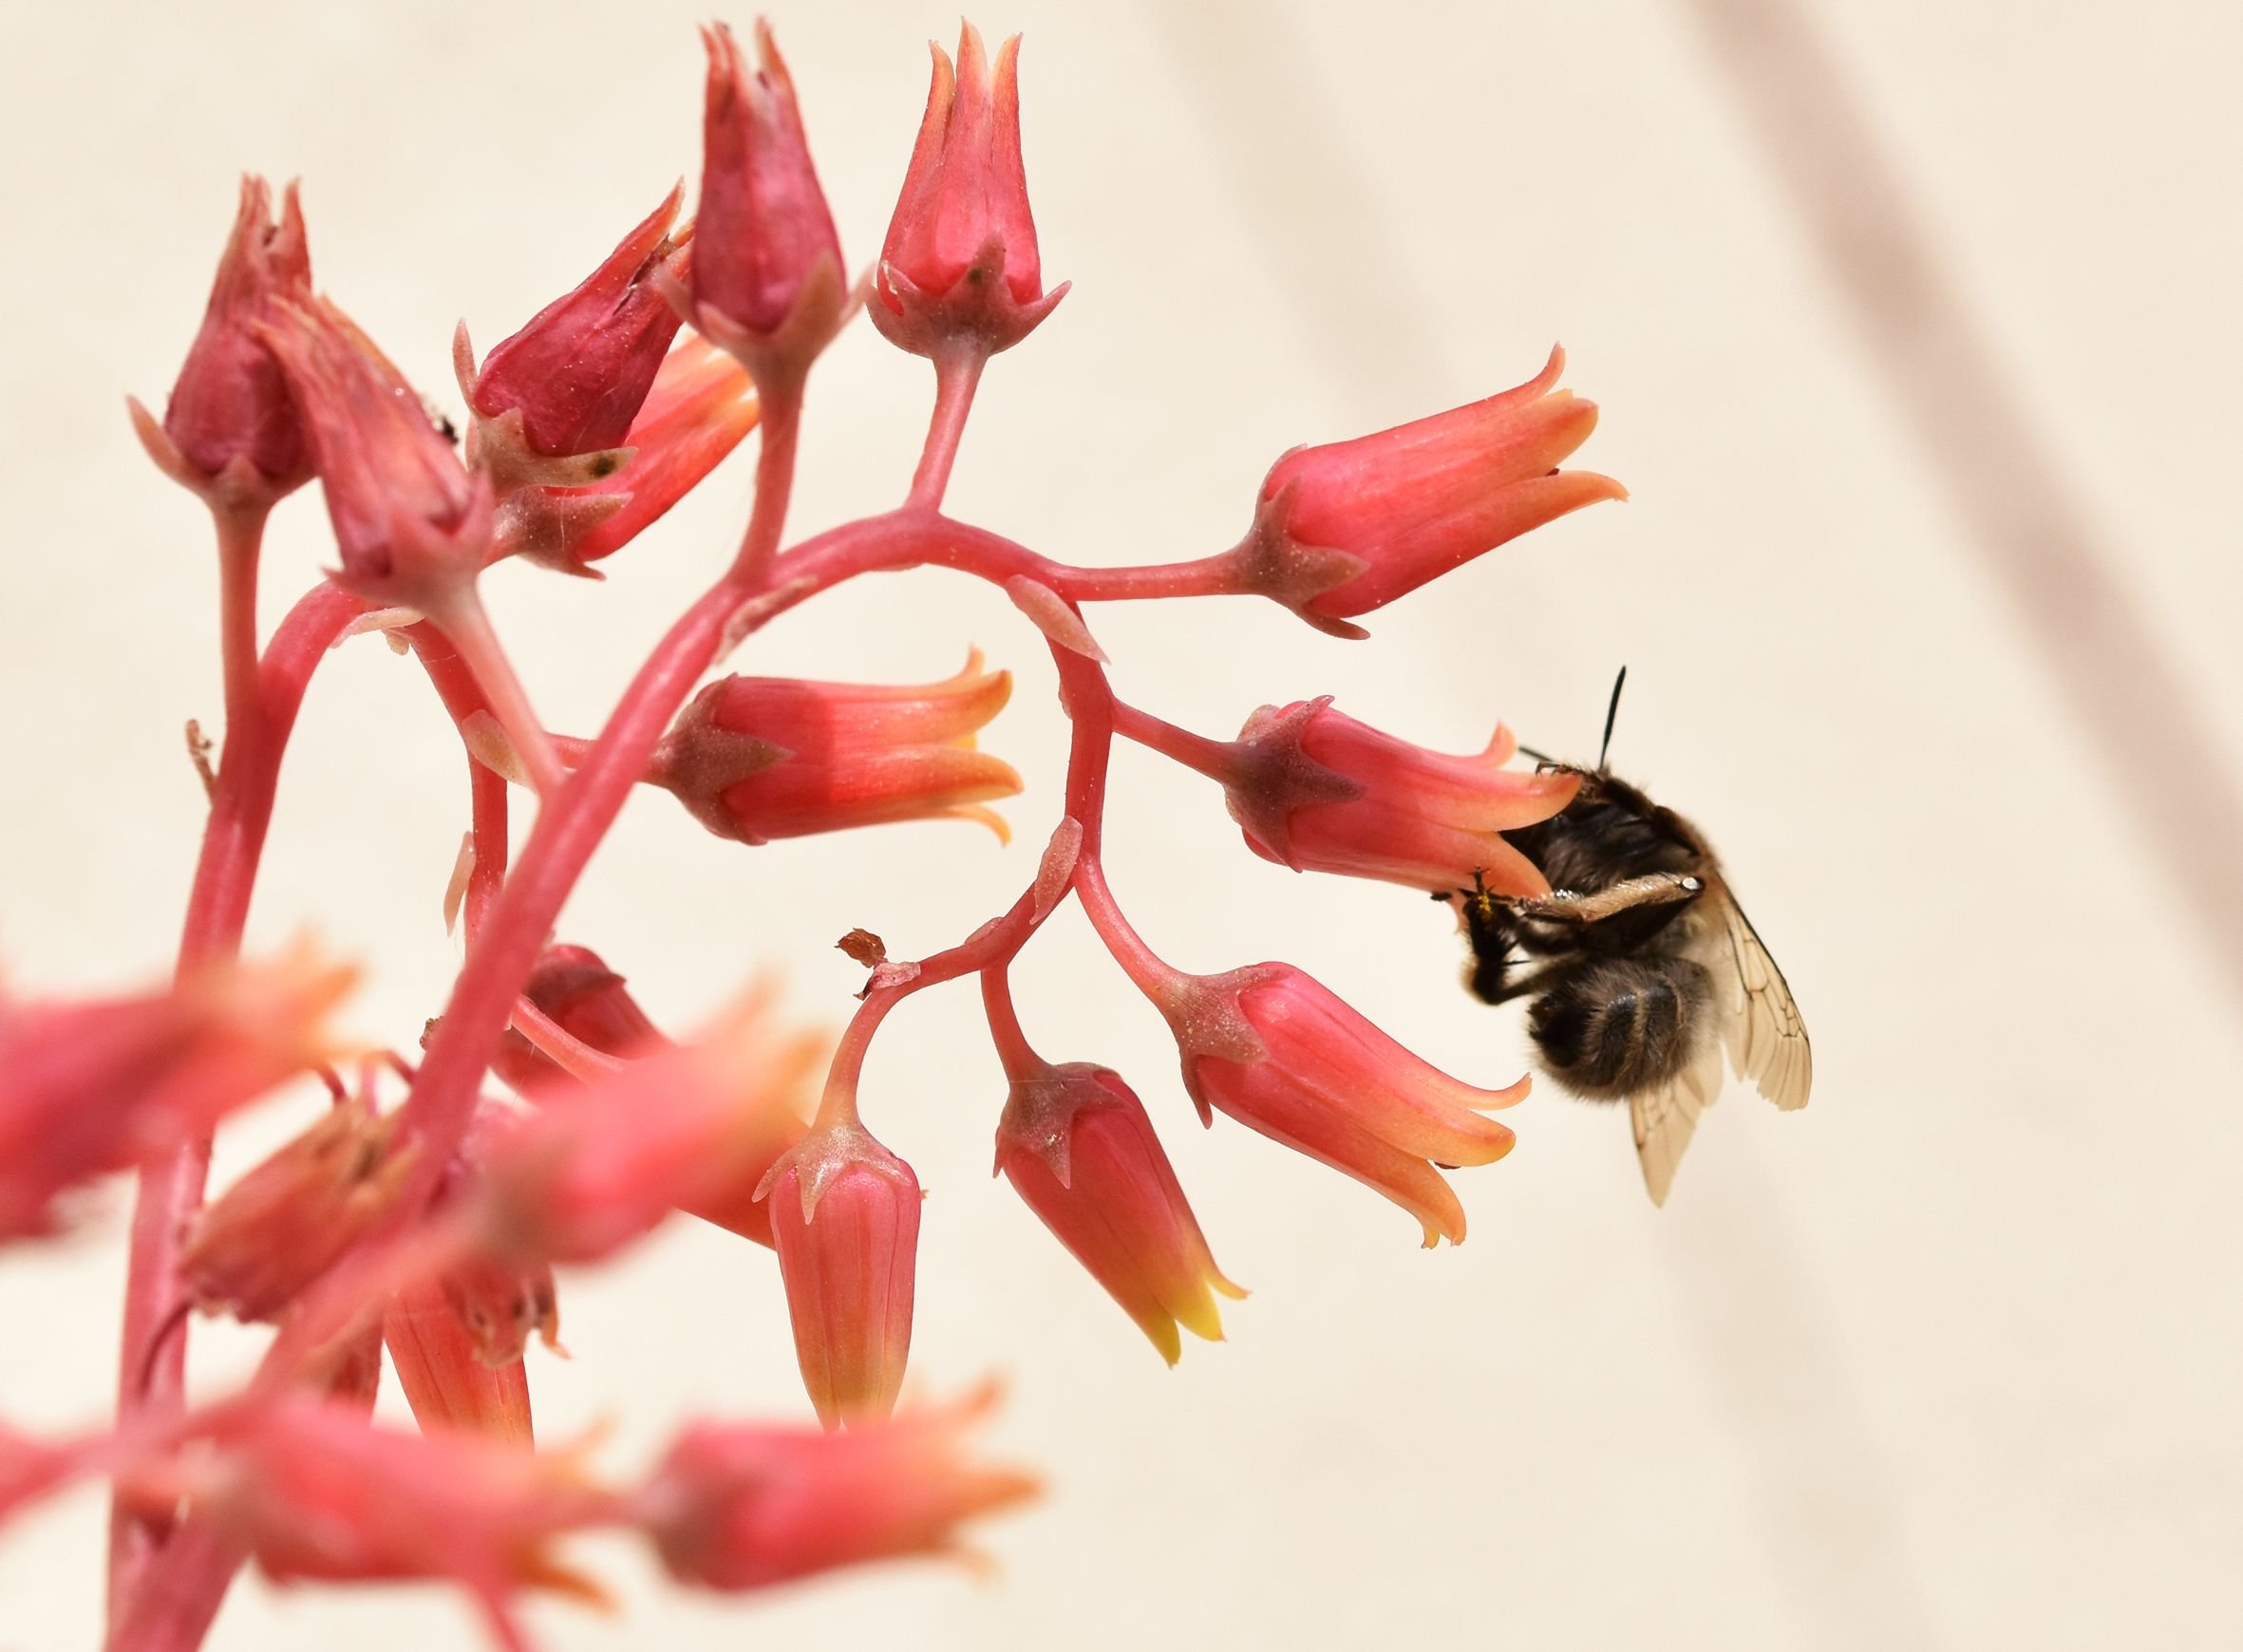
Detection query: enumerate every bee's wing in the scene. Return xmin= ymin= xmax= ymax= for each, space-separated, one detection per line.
xmin=1709 ymin=880 xmax=1812 ymax=1112
xmin=1631 ymin=1030 xmax=1725 ymax=1206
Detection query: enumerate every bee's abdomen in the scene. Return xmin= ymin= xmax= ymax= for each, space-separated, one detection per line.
xmin=1528 ymin=955 xmax=1712 ymax=1100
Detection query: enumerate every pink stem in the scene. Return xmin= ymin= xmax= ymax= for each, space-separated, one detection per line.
xmin=904 ymin=347 xmax=987 ymax=512
xmin=106 ymin=571 xmax=367 ymax=1628
xmin=1110 ymin=699 xmax=1242 ymax=782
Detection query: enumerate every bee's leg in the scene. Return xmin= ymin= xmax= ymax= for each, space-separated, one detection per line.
xmin=1502 ymin=872 xmax=1704 ymax=927
xmin=1478 ymin=961 xmax=1566 ymax=1004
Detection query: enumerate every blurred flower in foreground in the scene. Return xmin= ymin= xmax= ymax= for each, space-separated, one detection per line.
xmin=130 ymin=176 xmax=315 ymax=510
xmin=491 ymin=944 xmax=806 ymax=1248
xmin=173 ymin=1399 xmax=613 ymax=1633
xmin=0 ymin=948 xmax=354 ymax=1241
xmin=655 ymin=651 xmax=1021 ymax=845
xmin=641 ymin=1387 xmax=1035 ymax=1589
xmin=1239 ymin=347 xmax=1623 ymax=634
xmin=995 ymin=1061 xmax=1242 ymax=1363
xmin=475 ymin=991 xmax=822 ymax=1265
xmin=1158 ymin=964 xmax=1524 ymax=1246
xmin=758 ymin=1121 xmax=922 ymax=1429
xmin=179 ymin=1092 xmax=412 ymax=1323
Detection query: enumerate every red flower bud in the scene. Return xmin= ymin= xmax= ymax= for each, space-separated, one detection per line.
xmin=995 ymin=1062 xmax=1242 ymax=1363
xmin=259 ymin=297 xmax=494 ymax=610
xmin=475 ymin=993 xmax=822 ymax=1265
xmin=657 ymin=650 xmax=1021 ymax=845
xmin=641 ymin=1389 xmax=1035 ymax=1590
xmin=1221 ymin=697 xmax=1578 ymax=893
xmin=467 ymin=186 xmax=690 ymax=470
xmin=520 ymin=338 xmax=760 ymax=573
xmin=179 ymin=1093 xmax=413 ymax=1323
xmin=872 ymin=25 xmax=1065 ymax=357
xmin=759 ymin=1122 xmax=922 ymax=1429
xmin=137 ymin=176 xmax=314 ymax=506
xmin=0 ymin=947 xmax=354 ymax=1241
xmin=688 ymin=21 xmax=848 ymax=387
xmin=1242 ymin=347 xmax=1624 ymax=632
xmin=1160 ymin=964 xmax=1524 ymax=1247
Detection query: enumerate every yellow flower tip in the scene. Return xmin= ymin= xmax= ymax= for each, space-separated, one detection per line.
xmin=1142 ymin=1316 xmax=1184 ymax=1366
xmin=1212 ymin=1270 xmax=1250 ymax=1303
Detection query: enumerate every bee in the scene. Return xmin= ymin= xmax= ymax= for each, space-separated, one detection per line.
xmin=1451 ymin=670 xmax=1811 ymax=1204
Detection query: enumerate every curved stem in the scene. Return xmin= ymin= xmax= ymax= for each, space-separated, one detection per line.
xmin=1110 ymin=699 xmax=1242 ymax=783
xmin=108 ymin=575 xmax=367 ymax=1628
xmin=422 ymin=588 xmax=565 ymax=799
xmin=980 ymin=965 xmax=1042 ymax=1080
xmin=905 ymin=348 xmax=987 ymax=512
xmin=405 ymin=625 xmax=510 ymax=944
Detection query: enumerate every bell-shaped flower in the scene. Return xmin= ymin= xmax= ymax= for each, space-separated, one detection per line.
xmin=1240 ymin=347 xmax=1624 ymax=633
xmin=758 ymin=1121 xmax=922 ymax=1429
xmin=1157 ymin=963 xmax=1525 ymax=1246
xmin=1221 ymin=698 xmax=1577 ymax=893
xmin=995 ymin=1061 xmax=1242 ymax=1363
xmin=654 ymin=650 xmax=1020 ymax=845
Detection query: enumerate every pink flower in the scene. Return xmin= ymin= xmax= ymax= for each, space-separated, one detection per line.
xmin=491 ymin=945 xmax=806 ymax=1248
xmin=656 ymin=650 xmax=1022 ymax=845
xmin=1163 ymin=964 xmax=1524 ymax=1247
xmin=530 ymin=338 xmax=761 ymax=571
xmin=1222 ymin=697 xmax=1577 ymax=894
xmin=995 ymin=1061 xmax=1243 ymax=1363
xmin=689 ymin=20 xmax=847 ymax=384
xmin=758 ymin=1122 xmax=922 ymax=1429
xmin=184 ymin=1399 xmax=613 ymax=1629
xmin=1249 ymin=347 xmax=1624 ymax=629
xmin=260 ymin=297 xmax=494 ymax=610
xmin=179 ymin=1092 xmax=411 ymax=1323
xmin=140 ymin=176 xmax=314 ymax=503
xmin=474 ymin=993 xmax=822 ymax=1265
xmin=0 ymin=948 xmax=353 ymax=1241
xmin=641 ymin=1388 xmax=1035 ymax=1589
xmin=872 ymin=23 xmax=1065 ymax=356
xmin=467 ymin=186 xmax=689 ymax=466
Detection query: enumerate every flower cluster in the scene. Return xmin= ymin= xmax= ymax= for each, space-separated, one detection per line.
xmin=6 ymin=14 xmax=1625 ymax=1649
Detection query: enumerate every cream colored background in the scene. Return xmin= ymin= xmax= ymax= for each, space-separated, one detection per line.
xmin=2 ymin=0 xmax=2238 ymax=1646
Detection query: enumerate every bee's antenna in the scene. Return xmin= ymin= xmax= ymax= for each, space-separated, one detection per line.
xmin=1517 ymin=742 xmax=1556 ymax=764
xmin=1597 ymin=665 xmax=1628 ymax=771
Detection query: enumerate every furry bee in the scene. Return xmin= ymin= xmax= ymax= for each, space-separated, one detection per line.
xmin=1451 ymin=671 xmax=1810 ymax=1204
